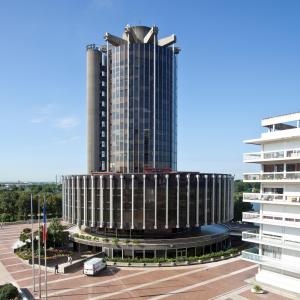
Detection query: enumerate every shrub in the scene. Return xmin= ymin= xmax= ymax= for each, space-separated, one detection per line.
xmin=112 ymin=238 xmax=119 ymax=245
xmin=0 ymin=283 xmax=19 ymax=300
xmin=23 ymin=228 xmax=31 ymax=234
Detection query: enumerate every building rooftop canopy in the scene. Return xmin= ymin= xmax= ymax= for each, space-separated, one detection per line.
xmin=104 ymin=24 xmax=180 ymax=51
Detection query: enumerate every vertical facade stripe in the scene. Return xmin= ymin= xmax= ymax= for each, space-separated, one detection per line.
xmin=165 ymin=174 xmax=169 ymax=229
xmin=176 ymin=174 xmax=180 ymax=228
xmin=212 ymin=175 xmax=215 ymax=224
xmin=143 ymin=174 xmax=146 ymax=229
xmin=154 ymin=174 xmax=157 ymax=229
xmin=77 ymin=176 xmax=81 ymax=226
xmin=186 ymin=174 xmax=190 ymax=228
xmin=83 ymin=176 xmax=87 ymax=226
xmin=218 ymin=175 xmax=222 ymax=224
xmin=71 ymin=177 xmax=75 ymax=224
xmin=204 ymin=175 xmax=208 ymax=225
xmin=109 ymin=175 xmax=113 ymax=228
xmin=223 ymin=176 xmax=226 ymax=223
xmin=131 ymin=174 xmax=135 ymax=229
xmin=196 ymin=174 xmax=199 ymax=226
xmin=100 ymin=175 xmax=103 ymax=227
xmin=91 ymin=175 xmax=95 ymax=227
xmin=120 ymin=175 xmax=123 ymax=229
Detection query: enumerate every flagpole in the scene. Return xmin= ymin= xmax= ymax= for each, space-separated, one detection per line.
xmin=44 ymin=194 xmax=48 ymax=300
xmin=38 ymin=195 xmax=41 ymax=299
xmin=31 ymin=194 xmax=36 ymax=292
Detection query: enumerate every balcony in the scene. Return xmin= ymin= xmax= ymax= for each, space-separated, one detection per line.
xmin=242 ymin=212 xmax=300 ymax=228
xmin=243 ymin=193 xmax=300 ymax=205
xmin=242 ymin=231 xmax=300 ymax=252
xmin=244 ymin=148 xmax=300 ymax=163
xmin=242 ymin=247 xmax=300 ymax=274
xmin=243 ymin=172 xmax=300 ymax=182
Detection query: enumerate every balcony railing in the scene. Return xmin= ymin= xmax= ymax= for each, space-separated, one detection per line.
xmin=243 ymin=193 xmax=300 ymax=204
xmin=244 ymin=172 xmax=300 ymax=182
xmin=242 ymin=231 xmax=300 ymax=251
xmin=242 ymin=212 xmax=300 ymax=228
xmin=242 ymin=247 xmax=300 ymax=274
xmin=244 ymin=148 xmax=300 ymax=162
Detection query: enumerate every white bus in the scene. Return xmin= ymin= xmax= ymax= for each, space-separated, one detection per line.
xmin=83 ymin=257 xmax=107 ymax=276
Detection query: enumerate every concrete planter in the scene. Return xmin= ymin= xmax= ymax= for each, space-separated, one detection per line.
xmin=130 ymin=263 xmax=145 ymax=267
xmin=145 ymin=262 xmax=160 ymax=267
xmin=116 ymin=262 xmax=130 ymax=267
xmin=175 ymin=261 xmax=189 ymax=266
xmin=106 ymin=261 xmax=115 ymax=266
xmin=160 ymin=262 xmax=175 ymax=267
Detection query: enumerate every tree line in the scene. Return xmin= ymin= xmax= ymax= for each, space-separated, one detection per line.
xmin=0 ymin=183 xmax=62 ymax=222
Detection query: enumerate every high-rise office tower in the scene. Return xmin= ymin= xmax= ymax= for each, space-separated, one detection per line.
xmin=87 ymin=25 xmax=180 ymax=173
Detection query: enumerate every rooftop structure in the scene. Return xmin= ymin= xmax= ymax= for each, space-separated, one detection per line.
xmin=242 ymin=112 xmax=300 ymax=295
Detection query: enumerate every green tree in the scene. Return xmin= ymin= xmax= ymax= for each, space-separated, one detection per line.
xmin=0 ymin=283 xmax=19 ymax=300
xmin=16 ymin=191 xmax=31 ymax=220
xmin=48 ymin=218 xmax=65 ymax=247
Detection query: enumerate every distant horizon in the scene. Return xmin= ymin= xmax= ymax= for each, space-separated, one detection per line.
xmin=1 ymin=0 xmax=299 ymax=181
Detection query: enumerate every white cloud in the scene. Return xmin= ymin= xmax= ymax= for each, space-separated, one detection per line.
xmin=55 ymin=117 xmax=79 ymax=129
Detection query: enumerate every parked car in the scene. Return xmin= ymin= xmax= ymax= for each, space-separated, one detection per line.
xmin=83 ymin=257 xmax=107 ymax=276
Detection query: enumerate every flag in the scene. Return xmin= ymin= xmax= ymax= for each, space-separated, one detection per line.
xmin=42 ymin=200 xmax=47 ymax=242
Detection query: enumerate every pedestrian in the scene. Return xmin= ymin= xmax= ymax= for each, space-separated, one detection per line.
xmin=54 ymin=264 xmax=59 ymax=274
xmin=69 ymin=256 xmax=72 ymax=265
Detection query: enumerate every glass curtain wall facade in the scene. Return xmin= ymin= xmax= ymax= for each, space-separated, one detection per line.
xmin=109 ymin=43 xmax=176 ymax=173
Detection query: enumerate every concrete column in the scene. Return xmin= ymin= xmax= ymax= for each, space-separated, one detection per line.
xmin=196 ymin=175 xmax=199 ymax=227
xmin=212 ymin=175 xmax=215 ymax=224
xmin=83 ymin=176 xmax=87 ymax=226
xmin=227 ymin=176 xmax=230 ymax=221
xmin=120 ymin=175 xmax=123 ymax=229
xmin=91 ymin=176 xmax=95 ymax=227
xmin=87 ymin=47 xmax=101 ymax=173
xmin=231 ymin=176 xmax=234 ymax=219
xmin=204 ymin=175 xmax=208 ymax=225
xmin=186 ymin=174 xmax=190 ymax=228
xmin=165 ymin=174 xmax=169 ymax=229
xmin=131 ymin=174 xmax=135 ymax=229
xmin=176 ymin=174 xmax=180 ymax=228
xmin=154 ymin=174 xmax=157 ymax=229
xmin=71 ymin=177 xmax=75 ymax=224
xmin=77 ymin=176 xmax=81 ymax=226
xmin=109 ymin=175 xmax=113 ymax=228
xmin=62 ymin=177 xmax=65 ymax=220
xmin=67 ymin=177 xmax=71 ymax=222
xmin=100 ymin=175 xmax=103 ymax=227
xmin=218 ymin=175 xmax=222 ymax=224
xmin=143 ymin=175 xmax=146 ymax=230
xmin=223 ymin=176 xmax=226 ymax=223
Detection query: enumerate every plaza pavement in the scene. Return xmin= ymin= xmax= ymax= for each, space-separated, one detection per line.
xmin=0 ymin=223 xmax=296 ymax=300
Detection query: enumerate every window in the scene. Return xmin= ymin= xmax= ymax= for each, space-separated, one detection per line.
xmin=101 ymin=121 xmax=106 ymax=127
xmin=102 ymin=141 xmax=105 ymax=147
xmin=101 ymin=151 xmax=105 ymax=158
xmin=102 ymin=111 xmax=106 ymax=117
xmin=101 ymin=101 xmax=105 ymax=107
xmin=101 ymin=131 xmax=105 ymax=137
xmin=101 ymin=162 xmax=106 ymax=170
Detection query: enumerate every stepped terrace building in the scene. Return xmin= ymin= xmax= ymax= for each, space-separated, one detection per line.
xmin=62 ymin=25 xmax=234 ymax=259
xmin=242 ymin=112 xmax=300 ymax=295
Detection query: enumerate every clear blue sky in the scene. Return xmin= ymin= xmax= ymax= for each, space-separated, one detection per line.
xmin=1 ymin=0 xmax=300 ymax=182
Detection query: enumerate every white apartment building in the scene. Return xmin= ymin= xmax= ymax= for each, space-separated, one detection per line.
xmin=242 ymin=112 xmax=300 ymax=295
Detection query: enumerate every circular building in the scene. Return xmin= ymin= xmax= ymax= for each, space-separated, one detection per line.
xmin=62 ymin=172 xmax=234 ymax=258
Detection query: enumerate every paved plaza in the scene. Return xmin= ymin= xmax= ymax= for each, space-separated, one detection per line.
xmin=0 ymin=223 xmax=296 ymax=300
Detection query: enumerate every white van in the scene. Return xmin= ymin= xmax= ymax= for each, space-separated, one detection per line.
xmin=83 ymin=257 xmax=107 ymax=276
